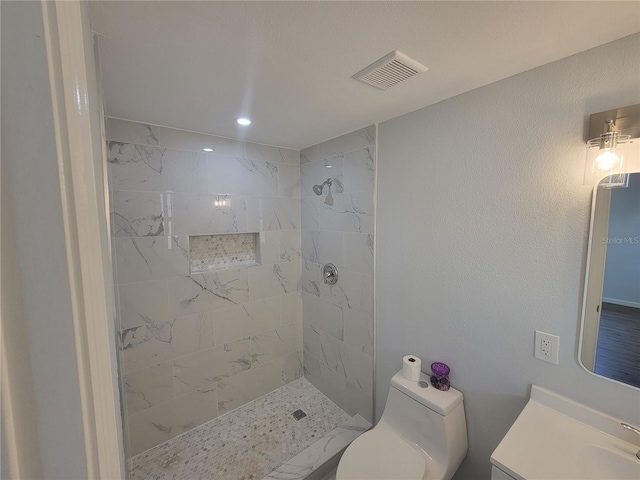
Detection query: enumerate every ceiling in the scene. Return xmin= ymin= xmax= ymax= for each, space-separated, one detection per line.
xmin=88 ymin=1 xmax=640 ymax=149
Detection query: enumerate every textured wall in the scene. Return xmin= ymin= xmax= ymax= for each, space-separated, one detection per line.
xmin=376 ymin=34 xmax=640 ymax=479
xmin=300 ymin=127 xmax=376 ymax=422
xmin=107 ymin=119 xmax=303 ymax=455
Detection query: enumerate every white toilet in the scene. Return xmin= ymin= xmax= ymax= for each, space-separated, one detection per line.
xmin=336 ymin=370 xmax=468 ymax=480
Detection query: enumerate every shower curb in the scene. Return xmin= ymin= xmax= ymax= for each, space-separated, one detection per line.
xmin=262 ymin=414 xmax=371 ymax=480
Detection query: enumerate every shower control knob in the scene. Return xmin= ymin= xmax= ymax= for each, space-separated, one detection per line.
xmin=322 ymin=263 xmax=338 ymax=285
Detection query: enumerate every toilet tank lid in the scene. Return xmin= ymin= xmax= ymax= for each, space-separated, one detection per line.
xmin=391 ymin=370 xmax=463 ymax=415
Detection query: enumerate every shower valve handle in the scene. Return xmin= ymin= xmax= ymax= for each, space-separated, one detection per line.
xmin=322 ymin=263 xmax=338 ymax=285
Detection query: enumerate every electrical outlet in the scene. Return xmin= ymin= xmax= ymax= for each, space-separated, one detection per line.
xmin=535 ymin=330 xmax=559 ymax=365
xmin=541 ymin=337 xmax=551 ymax=357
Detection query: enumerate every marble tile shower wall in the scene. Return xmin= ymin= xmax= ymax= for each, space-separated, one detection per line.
xmin=299 ymin=126 xmax=375 ymax=423
xmin=106 ymin=118 xmax=303 ymax=456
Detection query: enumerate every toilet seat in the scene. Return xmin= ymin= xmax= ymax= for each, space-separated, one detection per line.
xmin=336 ymin=428 xmax=426 ymax=480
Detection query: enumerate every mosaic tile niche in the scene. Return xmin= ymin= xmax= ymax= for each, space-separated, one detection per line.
xmin=189 ymin=233 xmax=258 ymax=273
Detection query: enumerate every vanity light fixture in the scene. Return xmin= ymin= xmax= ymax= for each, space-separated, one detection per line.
xmin=585 ymin=119 xmax=630 ymax=187
xmin=203 ymin=148 xmax=213 ymax=152
xmin=236 ymin=117 xmax=251 ymax=126
xmin=584 ymin=104 xmax=640 ymax=188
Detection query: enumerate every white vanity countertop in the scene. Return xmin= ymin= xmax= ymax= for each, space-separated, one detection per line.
xmin=490 ymin=386 xmax=640 ymax=480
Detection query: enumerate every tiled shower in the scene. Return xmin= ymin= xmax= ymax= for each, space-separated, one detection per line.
xmin=107 ymin=118 xmax=375 ymax=477
xmin=300 ymin=127 xmax=376 ymax=422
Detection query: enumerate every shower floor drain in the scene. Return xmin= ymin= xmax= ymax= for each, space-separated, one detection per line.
xmin=292 ymin=409 xmax=307 ymax=421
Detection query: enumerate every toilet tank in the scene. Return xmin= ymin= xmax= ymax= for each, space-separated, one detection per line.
xmin=379 ymin=371 xmax=468 ymax=479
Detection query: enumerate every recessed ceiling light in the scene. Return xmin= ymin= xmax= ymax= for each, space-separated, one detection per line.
xmin=203 ymin=148 xmax=213 ymax=152
xmin=236 ymin=117 xmax=252 ymax=126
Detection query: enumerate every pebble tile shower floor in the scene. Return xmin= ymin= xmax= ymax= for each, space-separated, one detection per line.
xmin=129 ymin=378 xmax=350 ymax=480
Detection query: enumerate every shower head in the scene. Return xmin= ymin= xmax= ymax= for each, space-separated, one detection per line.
xmin=313 ymin=178 xmax=332 ymax=196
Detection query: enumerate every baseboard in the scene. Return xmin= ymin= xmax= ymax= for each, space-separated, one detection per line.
xmin=602 ymin=297 xmax=640 ymax=309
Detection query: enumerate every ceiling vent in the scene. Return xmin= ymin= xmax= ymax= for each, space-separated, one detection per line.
xmin=352 ymin=50 xmax=428 ymax=90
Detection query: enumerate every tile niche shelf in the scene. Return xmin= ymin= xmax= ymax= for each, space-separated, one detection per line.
xmin=189 ymin=233 xmax=259 ymax=274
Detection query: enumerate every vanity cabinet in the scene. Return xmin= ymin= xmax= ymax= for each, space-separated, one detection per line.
xmin=491 ymin=466 xmax=516 ymax=480
xmin=490 ymin=385 xmax=640 ymax=480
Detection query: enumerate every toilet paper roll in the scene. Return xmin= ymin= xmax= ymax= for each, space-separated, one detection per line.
xmin=402 ymin=355 xmax=422 ymax=381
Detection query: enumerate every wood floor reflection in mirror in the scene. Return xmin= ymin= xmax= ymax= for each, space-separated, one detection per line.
xmin=594 ymin=303 xmax=640 ymax=388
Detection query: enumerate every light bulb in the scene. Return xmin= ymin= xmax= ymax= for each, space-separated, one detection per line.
xmin=236 ymin=118 xmax=251 ymax=126
xmin=595 ymin=149 xmax=620 ymax=171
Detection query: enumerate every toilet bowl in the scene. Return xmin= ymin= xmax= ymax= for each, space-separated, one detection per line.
xmin=336 ymin=370 xmax=467 ymax=480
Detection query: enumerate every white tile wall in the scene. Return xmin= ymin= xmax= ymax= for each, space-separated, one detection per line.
xmin=172 ymin=338 xmax=252 ymax=395
xmin=111 ymin=191 xmax=166 ymax=237
xmin=303 ymin=292 xmax=344 ymax=340
xmin=106 ymin=118 xmax=302 ymax=456
xmin=245 ymin=141 xmax=299 ymax=165
xmin=114 ymin=236 xmax=190 ymax=284
xmin=216 ymin=360 xmax=283 ymax=414
xmin=206 ymin=156 xmax=279 ymax=196
xmin=344 ymin=233 xmax=374 ymax=276
xmin=171 ymin=193 xmax=249 ymax=235
xmin=279 ymin=163 xmax=301 ymax=197
xmin=248 ymin=261 xmax=302 ymax=300
xmin=318 ymin=191 xmax=375 ymax=234
xmin=302 ymin=230 xmax=345 ymax=267
xmin=281 ymin=291 xmax=303 ymax=325
xmin=300 ymin=126 xmax=375 ymax=422
xmin=214 ymin=297 xmax=281 ymax=344
xmin=118 ymin=279 xmax=170 ymax=330
xmin=106 ymin=117 xmax=159 ymax=146
xmin=120 ymin=311 xmax=215 ymax=373
xmin=280 ymin=230 xmax=303 ymax=262
xmin=157 ymin=126 xmax=245 ymax=156
xmin=300 ymin=156 xmax=344 ymax=197
xmin=167 ymin=269 xmax=250 ymax=317
xmin=299 ymin=144 xmax=318 ymax=165
xmin=317 ymin=125 xmax=375 ymax=161
xmin=128 ymin=383 xmax=219 ymax=454
xmin=258 ymin=231 xmax=280 ymax=264
xmin=124 ymin=362 xmax=173 ymax=414
xmin=108 ymin=143 xmax=208 ymax=193
xmin=247 ymin=196 xmax=301 ymax=231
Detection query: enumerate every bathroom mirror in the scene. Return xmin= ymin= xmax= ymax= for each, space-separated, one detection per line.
xmin=579 ymin=172 xmax=640 ymax=388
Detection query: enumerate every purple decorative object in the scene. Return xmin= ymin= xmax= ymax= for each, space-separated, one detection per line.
xmin=430 ymin=362 xmax=451 ymax=391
